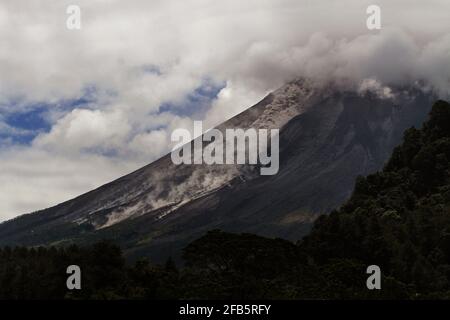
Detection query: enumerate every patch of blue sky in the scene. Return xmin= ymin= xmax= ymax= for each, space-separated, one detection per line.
xmin=159 ymin=79 xmax=225 ymax=119
xmin=0 ymin=86 xmax=105 ymax=146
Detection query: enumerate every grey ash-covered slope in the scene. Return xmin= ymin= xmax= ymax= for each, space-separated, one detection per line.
xmin=0 ymin=79 xmax=435 ymax=262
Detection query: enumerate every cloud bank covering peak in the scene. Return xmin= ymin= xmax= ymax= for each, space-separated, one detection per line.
xmin=0 ymin=0 xmax=449 ymax=220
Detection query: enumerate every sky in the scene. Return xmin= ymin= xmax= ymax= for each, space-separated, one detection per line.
xmin=0 ymin=0 xmax=449 ymax=221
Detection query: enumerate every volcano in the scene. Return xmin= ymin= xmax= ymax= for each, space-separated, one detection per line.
xmin=0 ymin=79 xmax=435 ymax=262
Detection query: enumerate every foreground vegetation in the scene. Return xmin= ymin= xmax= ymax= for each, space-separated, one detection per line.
xmin=0 ymin=100 xmax=449 ymax=299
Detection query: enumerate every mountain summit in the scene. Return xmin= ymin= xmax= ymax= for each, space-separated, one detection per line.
xmin=0 ymin=79 xmax=435 ymax=262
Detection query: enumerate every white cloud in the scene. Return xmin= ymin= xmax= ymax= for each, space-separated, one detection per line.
xmin=358 ymin=79 xmax=394 ymax=100
xmin=0 ymin=147 xmax=138 ymax=221
xmin=204 ymin=80 xmax=268 ymax=129
xmin=129 ymin=129 xmax=169 ymax=158
xmin=34 ymin=108 xmax=131 ymax=154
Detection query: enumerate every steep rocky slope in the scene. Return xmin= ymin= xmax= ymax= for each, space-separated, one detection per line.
xmin=0 ymin=79 xmax=435 ymax=262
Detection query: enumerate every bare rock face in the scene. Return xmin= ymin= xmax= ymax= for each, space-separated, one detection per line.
xmin=0 ymin=79 xmax=435 ymax=262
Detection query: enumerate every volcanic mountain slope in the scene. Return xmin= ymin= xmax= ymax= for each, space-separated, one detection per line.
xmin=0 ymin=79 xmax=436 ymax=262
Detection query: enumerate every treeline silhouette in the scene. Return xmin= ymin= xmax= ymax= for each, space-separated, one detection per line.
xmin=0 ymin=100 xmax=449 ymax=299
